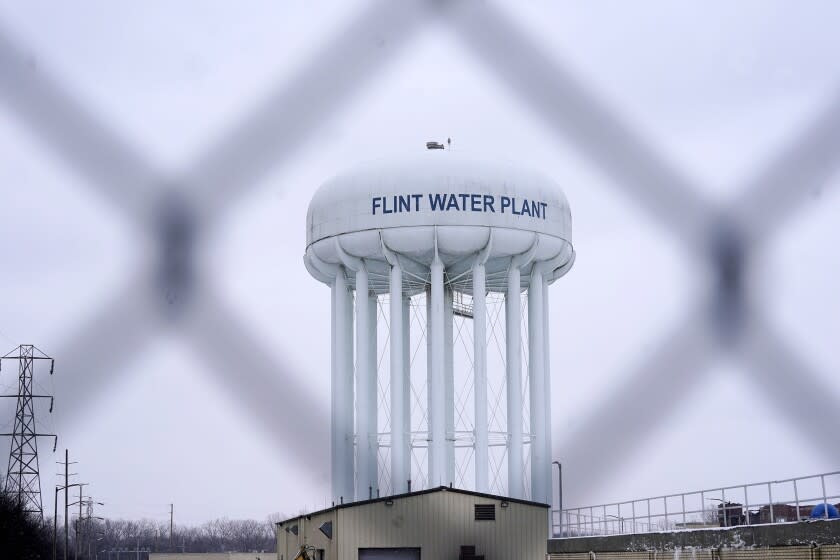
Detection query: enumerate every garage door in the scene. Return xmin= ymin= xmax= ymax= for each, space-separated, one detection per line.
xmin=359 ymin=547 xmax=421 ymax=560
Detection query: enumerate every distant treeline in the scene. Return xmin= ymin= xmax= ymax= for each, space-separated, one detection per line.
xmin=90 ymin=516 xmax=278 ymax=553
xmin=1 ymin=478 xmax=279 ymax=556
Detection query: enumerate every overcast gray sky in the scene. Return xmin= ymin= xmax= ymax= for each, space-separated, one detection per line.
xmin=1 ymin=0 xmax=839 ymax=524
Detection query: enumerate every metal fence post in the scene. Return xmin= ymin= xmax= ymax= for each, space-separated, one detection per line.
xmin=821 ymin=475 xmax=828 ymax=518
xmin=768 ymin=482 xmax=774 ymax=523
xmin=603 ymin=505 xmax=607 ymax=534
xmin=700 ymin=491 xmax=705 ymax=526
xmin=632 ymin=501 xmax=637 ymax=534
xmin=744 ymin=486 xmax=750 ymax=525
xmin=793 ymin=479 xmax=801 ymax=521
xmin=721 ymin=489 xmax=727 ymax=527
xmin=681 ymin=494 xmax=687 ymax=527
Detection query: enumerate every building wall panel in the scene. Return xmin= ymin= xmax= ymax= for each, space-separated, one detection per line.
xmin=277 ymin=489 xmax=548 ymax=560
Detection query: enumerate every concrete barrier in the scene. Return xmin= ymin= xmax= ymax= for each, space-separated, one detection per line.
xmin=548 ymin=519 xmax=840 ymax=554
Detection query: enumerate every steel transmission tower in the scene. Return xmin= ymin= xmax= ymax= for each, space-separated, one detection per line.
xmin=1 ymin=344 xmax=57 ymax=518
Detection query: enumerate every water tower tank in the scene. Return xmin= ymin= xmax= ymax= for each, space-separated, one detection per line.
xmin=304 ymin=150 xmax=574 ymax=504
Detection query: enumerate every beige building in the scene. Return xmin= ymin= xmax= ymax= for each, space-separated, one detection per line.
xmin=277 ymin=486 xmax=549 ymax=560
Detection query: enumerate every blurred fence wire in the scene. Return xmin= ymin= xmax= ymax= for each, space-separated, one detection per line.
xmin=1 ymin=0 xmax=839 ymax=499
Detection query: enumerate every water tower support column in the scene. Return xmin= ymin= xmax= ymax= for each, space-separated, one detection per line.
xmin=472 ymin=259 xmax=489 ymax=492
xmin=368 ymin=292 xmax=379 ymax=492
xmin=333 ymin=268 xmax=354 ymax=502
xmin=304 ymin=253 xmax=354 ymax=502
xmin=428 ymin=251 xmax=446 ymax=486
xmin=402 ymin=294 xmax=411 ymax=484
xmin=528 ymin=265 xmax=548 ymax=504
xmin=330 ymin=274 xmax=337 ymax=499
xmin=355 ymin=265 xmax=376 ymax=500
xmin=335 ymin=241 xmax=377 ymax=501
xmin=542 ymin=275 xmax=552 ymax=506
xmin=444 ymin=287 xmax=455 ymax=485
xmin=505 ymin=264 xmax=523 ymax=499
xmin=507 ymin=240 xmax=537 ymax=499
xmin=343 ymin=274 xmax=355 ymax=497
xmin=386 ymin=250 xmax=409 ymax=494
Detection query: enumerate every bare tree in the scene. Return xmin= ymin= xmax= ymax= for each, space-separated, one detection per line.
xmin=92 ymin=515 xmax=276 ymax=555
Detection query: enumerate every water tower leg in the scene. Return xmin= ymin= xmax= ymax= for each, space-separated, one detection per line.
xmin=506 ymin=266 xmax=524 ymax=499
xmin=445 ymin=287 xmax=455 ymax=486
xmin=368 ymin=293 xmax=379 ymax=491
xmin=355 ymin=265 xmax=376 ymax=501
xmin=473 ymin=262 xmax=489 ymax=493
xmin=390 ymin=261 xmax=408 ymax=494
xmin=402 ymin=294 xmax=411 ymax=487
xmin=426 ymin=288 xmax=432 ymax=476
xmin=333 ymin=269 xmax=354 ymax=502
xmin=528 ymin=266 xmax=547 ymax=504
xmin=428 ymin=255 xmax=446 ymax=487
xmin=343 ymin=277 xmax=355 ymax=500
xmin=330 ymin=279 xmax=337 ymax=502
xmin=543 ymin=278 xmax=553 ymax=509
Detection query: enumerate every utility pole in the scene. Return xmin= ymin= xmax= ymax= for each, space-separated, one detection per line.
xmin=57 ymin=450 xmax=79 ymax=560
xmin=169 ymin=503 xmax=174 ymax=551
xmin=68 ymin=482 xmax=89 ymax=560
xmin=78 ymin=485 xmax=83 ymax=560
xmin=66 ymin=452 xmax=69 ymax=560
xmin=80 ymin=496 xmax=105 ymax=560
xmin=0 ymin=344 xmax=57 ymax=519
xmin=65 ymin=451 xmax=69 ymax=560
xmin=54 ymin=485 xmax=59 ymax=560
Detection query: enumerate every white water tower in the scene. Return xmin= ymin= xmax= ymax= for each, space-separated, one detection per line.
xmin=304 ymin=150 xmax=574 ymax=505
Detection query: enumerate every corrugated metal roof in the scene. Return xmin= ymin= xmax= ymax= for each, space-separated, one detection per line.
xmin=277 ymin=485 xmax=549 ymax=526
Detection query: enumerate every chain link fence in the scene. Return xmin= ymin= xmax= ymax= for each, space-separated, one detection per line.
xmin=1 ymin=0 xmax=839 ymax=514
